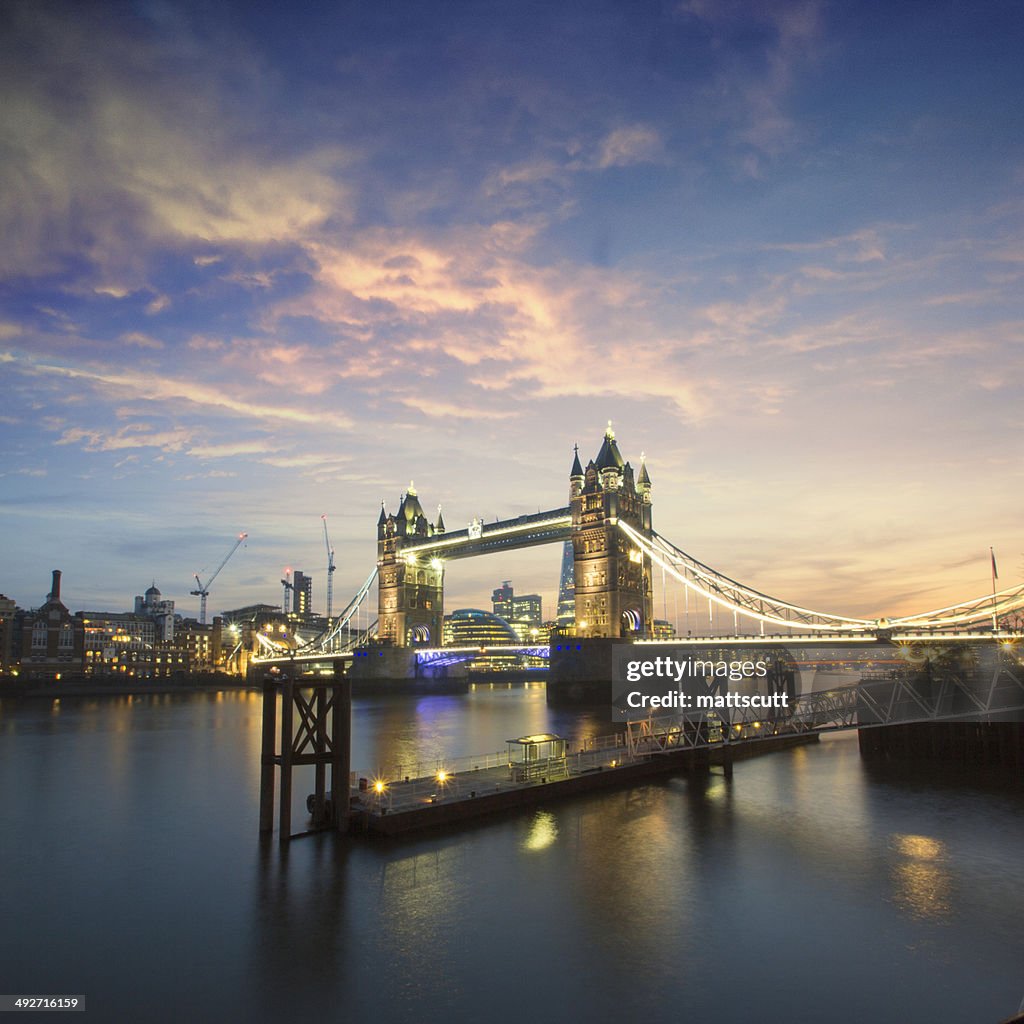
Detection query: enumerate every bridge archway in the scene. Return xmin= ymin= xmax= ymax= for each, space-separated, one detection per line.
xmin=621 ymin=607 xmax=644 ymax=633
xmin=407 ymin=624 xmax=432 ymax=645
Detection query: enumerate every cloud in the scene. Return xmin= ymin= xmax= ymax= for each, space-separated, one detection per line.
xmin=20 ymin=356 xmax=354 ymax=431
xmin=120 ymin=331 xmax=164 ymax=349
xmin=56 ymin=425 xmax=192 ymax=453
xmin=395 ymin=396 xmax=517 ymax=421
xmin=259 ymin=452 xmax=352 ymax=469
xmin=596 ymin=125 xmax=665 ymax=169
xmin=187 ymin=441 xmax=283 ymax=459
xmin=679 ymin=0 xmax=825 ymax=165
xmin=762 ymin=227 xmax=892 ymax=263
xmin=177 ymin=470 xmax=238 ymax=480
xmin=0 ymin=6 xmax=352 ymax=281
xmin=94 ymin=284 xmax=133 ymax=298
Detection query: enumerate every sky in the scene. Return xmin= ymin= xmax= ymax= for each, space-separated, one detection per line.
xmin=1 ymin=0 xmax=1023 ymax=625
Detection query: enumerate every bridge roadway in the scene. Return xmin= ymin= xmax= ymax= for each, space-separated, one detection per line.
xmin=253 ymin=629 xmax=1013 ymax=669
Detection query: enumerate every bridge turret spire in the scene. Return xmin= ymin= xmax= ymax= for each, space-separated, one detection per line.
xmin=570 ymin=443 xmax=583 ymax=478
xmin=569 ymin=443 xmax=584 ymax=499
xmin=637 ymin=452 xmax=651 ymax=502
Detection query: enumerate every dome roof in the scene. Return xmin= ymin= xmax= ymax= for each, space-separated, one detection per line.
xmin=446 ymin=608 xmax=518 ymax=644
xmin=398 ymin=481 xmax=425 ymax=523
xmin=145 ymin=583 xmax=161 ymax=597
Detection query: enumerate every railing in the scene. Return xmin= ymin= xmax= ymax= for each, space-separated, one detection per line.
xmin=369 ymin=749 xmax=511 ymax=786
xmin=350 ymin=745 xmax=638 ymax=813
xmin=511 ymin=756 xmax=569 ymax=783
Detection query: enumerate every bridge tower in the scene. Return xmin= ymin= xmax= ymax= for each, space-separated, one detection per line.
xmin=571 ymin=424 xmax=654 ymax=638
xmin=376 ymin=484 xmax=445 ymax=646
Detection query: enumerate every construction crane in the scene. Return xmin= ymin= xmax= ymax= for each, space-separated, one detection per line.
xmin=191 ymin=532 xmax=248 ymax=624
xmin=321 ymin=514 xmax=336 ymax=620
xmin=280 ymin=568 xmax=294 ymax=615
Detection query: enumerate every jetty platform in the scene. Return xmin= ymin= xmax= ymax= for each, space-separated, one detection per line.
xmin=342 ymin=728 xmax=818 ymax=837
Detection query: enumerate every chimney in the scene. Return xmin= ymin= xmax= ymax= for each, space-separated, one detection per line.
xmin=50 ymin=569 xmax=62 ymax=603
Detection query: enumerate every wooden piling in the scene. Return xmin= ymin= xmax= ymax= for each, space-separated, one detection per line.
xmin=257 ymin=663 xmax=353 ymax=840
xmin=278 ymin=677 xmax=294 ymax=843
xmin=259 ymin=676 xmax=277 ymax=834
xmin=332 ymin=661 xmax=351 ymax=833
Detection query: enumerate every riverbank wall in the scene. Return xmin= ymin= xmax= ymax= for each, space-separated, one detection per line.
xmin=858 ymin=721 xmax=1024 ymax=774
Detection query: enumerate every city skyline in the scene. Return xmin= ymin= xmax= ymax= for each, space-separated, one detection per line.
xmin=2 ymin=1 xmax=1023 ymax=619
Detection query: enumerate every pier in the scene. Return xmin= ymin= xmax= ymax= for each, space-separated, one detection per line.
xmin=341 ymin=728 xmax=815 ymax=837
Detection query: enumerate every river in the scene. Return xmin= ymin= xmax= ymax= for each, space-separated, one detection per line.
xmin=1 ymin=684 xmax=1021 ymax=1023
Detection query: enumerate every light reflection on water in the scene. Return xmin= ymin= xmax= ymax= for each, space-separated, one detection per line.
xmin=0 ymin=687 xmax=1022 ymax=1024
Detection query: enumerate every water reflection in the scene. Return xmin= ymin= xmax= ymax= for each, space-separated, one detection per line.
xmin=890 ymin=833 xmax=951 ymax=921
xmin=523 ymin=810 xmax=558 ymax=852
xmin=2 ymin=689 xmax=1023 ymax=1024
xmin=349 ymin=684 xmax=607 ymax=780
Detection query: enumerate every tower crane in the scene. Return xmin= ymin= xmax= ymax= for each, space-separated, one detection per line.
xmin=280 ymin=568 xmax=294 ymax=615
xmin=321 ymin=514 xmax=336 ymax=620
xmin=191 ymin=532 xmax=248 ymax=624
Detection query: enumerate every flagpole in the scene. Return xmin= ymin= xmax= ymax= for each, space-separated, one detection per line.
xmin=990 ymin=546 xmax=998 ymax=631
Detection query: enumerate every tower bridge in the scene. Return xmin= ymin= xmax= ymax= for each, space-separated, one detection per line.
xmin=252 ymin=423 xmax=1024 ymax=677
xmin=374 ymin=424 xmax=654 ymax=648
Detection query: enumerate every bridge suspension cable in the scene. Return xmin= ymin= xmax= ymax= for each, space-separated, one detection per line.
xmin=621 ymin=522 xmax=1024 ymax=634
xmin=252 ymin=567 xmax=379 ymax=661
xmin=620 ymin=522 xmax=874 ymax=632
xmin=305 ymin=567 xmax=378 ymax=653
xmin=885 ymin=585 xmax=1024 ymax=630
